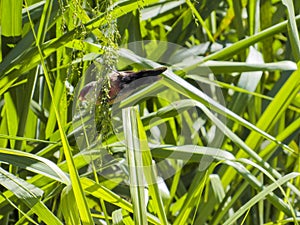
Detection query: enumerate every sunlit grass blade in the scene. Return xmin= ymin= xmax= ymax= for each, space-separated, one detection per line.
xmin=173 ymin=169 xmax=209 ymax=225
xmin=61 ymin=184 xmax=80 ymax=225
xmin=229 ymin=65 xmax=300 ymax=170
xmin=222 ymin=172 xmax=300 ymax=225
xmin=135 ymin=107 xmax=169 ymax=225
xmin=194 ymin=174 xmax=226 ymax=224
xmin=122 ymin=107 xmax=148 ymax=225
xmin=282 ymin=0 xmax=300 ymax=61
xmin=0 ymin=148 xmax=69 ymax=184
xmin=112 ymin=209 xmax=134 ymax=225
xmin=0 ymin=167 xmax=63 ymax=224
xmin=259 ymin=116 xmax=300 ymax=159
xmin=117 ymin=48 xmax=294 ymax=154
xmin=80 ymin=177 xmax=161 ymax=225
xmin=145 ymin=98 xmax=300 ymax=208
xmin=24 ymin=1 xmax=94 ymax=223
xmin=184 ymin=14 xmax=300 ymax=69
xmin=185 ymin=0 xmax=214 ymax=42
xmin=0 ymin=1 xmax=299 ymax=224
xmin=191 ymin=59 xmax=297 ymax=73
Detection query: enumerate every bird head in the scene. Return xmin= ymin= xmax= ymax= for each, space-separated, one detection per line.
xmin=78 ymin=67 xmax=167 ymax=105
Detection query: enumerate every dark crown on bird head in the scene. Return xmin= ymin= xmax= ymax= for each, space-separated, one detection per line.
xmin=78 ymin=66 xmax=167 ymax=104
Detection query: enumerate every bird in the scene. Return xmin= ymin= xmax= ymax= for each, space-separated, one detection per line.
xmin=78 ymin=66 xmax=167 ymax=104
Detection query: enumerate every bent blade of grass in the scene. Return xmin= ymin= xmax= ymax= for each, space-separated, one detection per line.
xmin=190 ymin=98 xmax=300 ymax=197
xmin=219 ymin=65 xmax=300 ymax=187
xmin=117 ymin=49 xmax=294 ymax=154
xmin=0 ymin=0 xmax=160 ymax=79
xmin=0 ymin=167 xmax=63 ymax=225
xmin=259 ymin=116 xmax=300 ymax=159
xmin=149 ymin=142 xmax=296 ymax=223
xmin=244 ymin=58 xmax=300 ymax=151
xmin=184 ymin=14 xmax=300 ymax=69
xmin=160 ymin=73 xmax=293 ymax=153
xmin=24 ymin=1 xmax=93 ymax=223
xmin=152 ymin=144 xmax=293 ymax=221
xmin=194 ymin=59 xmax=297 ymax=73
xmin=81 ymin=177 xmax=161 ymax=225
xmin=186 ymin=75 xmax=300 ymax=113
xmin=212 ymin=160 xmax=296 ymax=225
xmin=147 ymin=99 xmax=300 ymax=213
xmin=151 ymin=145 xmax=235 ymax=163
xmin=0 ymin=148 xmax=70 ymax=184
xmin=239 ymin=158 xmax=298 ymax=224
xmin=4 ymin=195 xmax=39 ymax=225
xmin=140 ymin=98 xmax=297 ymax=196
xmin=222 ymin=172 xmax=300 ymax=225
xmin=139 ymin=98 xmax=299 ymax=203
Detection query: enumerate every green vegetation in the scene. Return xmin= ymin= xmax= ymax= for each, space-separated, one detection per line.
xmin=0 ymin=0 xmax=299 ymax=224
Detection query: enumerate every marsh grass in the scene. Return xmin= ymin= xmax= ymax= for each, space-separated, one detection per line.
xmin=0 ymin=0 xmax=299 ymax=224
